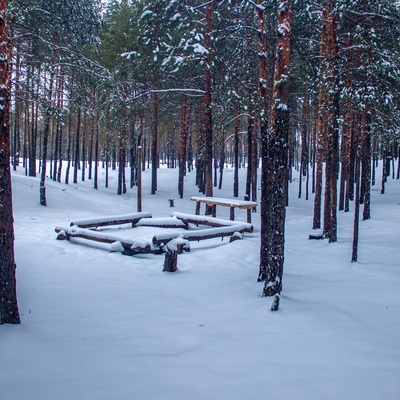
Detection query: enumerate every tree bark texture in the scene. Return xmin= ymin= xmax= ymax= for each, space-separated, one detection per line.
xmin=151 ymin=91 xmax=158 ymax=195
xmin=204 ymin=1 xmax=213 ymax=205
xmin=233 ymin=109 xmax=240 ymax=197
xmin=0 ymin=0 xmax=21 ymax=324
xmin=40 ymin=53 xmax=56 ymax=206
xmin=178 ymin=96 xmax=188 ymax=199
xmin=257 ymin=0 xmax=270 ymax=281
xmin=260 ymin=0 xmax=291 ymax=302
xmin=73 ymin=107 xmax=81 ymax=185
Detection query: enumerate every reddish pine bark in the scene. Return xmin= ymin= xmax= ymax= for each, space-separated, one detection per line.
xmin=0 ymin=0 xmax=20 ymax=324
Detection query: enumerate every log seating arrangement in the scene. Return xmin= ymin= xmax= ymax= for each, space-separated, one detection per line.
xmin=191 ymin=196 xmax=257 ymax=223
xmin=55 ymin=212 xmax=254 ymax=271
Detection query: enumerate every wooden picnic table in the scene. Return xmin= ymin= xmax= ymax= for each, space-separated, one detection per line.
xmin=191 ymin=196 xmax=257 ymax=223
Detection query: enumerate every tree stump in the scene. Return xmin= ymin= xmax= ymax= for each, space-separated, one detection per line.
xmin=163 ymin=246 xmax=178 ymax=272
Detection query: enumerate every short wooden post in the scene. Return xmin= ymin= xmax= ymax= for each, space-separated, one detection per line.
xmin=137 ymin=146 xmax=142 ymax=212
xmin=230 ymin=206 xmax=235 ymax=221
xmin=163 ymin=246 xmax=178 ymax=272
xmin=247 ymin=208 xmax=252 ymax=223
xmin=212 ymin=204 xmax=217 ymax=217
xmin=195 ymin=201 xmax=201 ymax=215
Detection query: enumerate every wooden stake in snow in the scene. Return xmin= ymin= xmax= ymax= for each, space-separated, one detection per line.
xmin=137 ymin=146 xmax=142 ymax=212
xmin=163 ymin=242 xmax=178 ymax=272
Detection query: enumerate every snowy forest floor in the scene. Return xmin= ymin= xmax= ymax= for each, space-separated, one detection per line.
xmin=1 ymin=162 xmax=399 ymax=400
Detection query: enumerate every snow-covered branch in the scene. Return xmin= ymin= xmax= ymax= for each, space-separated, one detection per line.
xmin=127 ymin=88 xmax=206 ymax=102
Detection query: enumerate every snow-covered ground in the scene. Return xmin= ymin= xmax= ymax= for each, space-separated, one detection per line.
xmin=1 ymin=162 xmax=399 ymax=400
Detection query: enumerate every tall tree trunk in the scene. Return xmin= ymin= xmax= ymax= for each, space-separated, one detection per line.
xmin=81 ymin=112 xmax=87 ymax=182
xmin=65 ymin=113 xmax=72 ymax=184
xmin=352 ymin=131 xmax=361 ymax=262
xmin=12 ymin=48 xmax=20 ymax=170
xmin=313 ymin=90 xmax=325 ymax=230
xmin=73 ymin=107 xmax=81 ymax=185
xmin=129 ymin=118 xmax=136 ymax=189
xmin=118 ymin=104 xmax=127 ymax=195
xmin=251 ymin=116 xmax=258 ymax=204
xmin=218 ymin=130 xmax=225 ymax=190
xmin=151 ymin=91 xmax=158 ymax=195
xmin=233 ymin=109 xmax=240 ymax=197
xmin=178 ymin=96 xmax=188 ymax=199
xmin=88 ymin=115 xmax=94 ymax=181
xmin=204 ymin=1 xmax=214 ymax=207
xmin=40 ymin=53 xmax=56 ymax=206
xmin=258 ymin=0 xmax=271 ymax=281
xmin=0 ymin=1 xmax=20 ymax=323
xmin=245 ymin=106 xmax=254 ymax=201
xmin=94 ymin=106 xmax=99 ymax=190
xmin=312 ymin=4 xmax=331 ymax=231
xmin=362 ymin=110 xmax=371 ymax=220
xmin=298 ymin=99 xmax=309 ymax=199
xmin=260 ymin=0 xmax=292 ymax=310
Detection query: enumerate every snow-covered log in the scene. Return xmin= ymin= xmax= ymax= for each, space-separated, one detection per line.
xmin=55 ymin=226 xmax=157 ymax=255
xmin=152 ymin=224 xmax=247 ymax=245
xmin=69 ymin=212 xmax=152 ymax=229
xmin=136 ymin=216 xmax=188 ymax=229
xmin=171 ymin=212 xmax=253 ymax=233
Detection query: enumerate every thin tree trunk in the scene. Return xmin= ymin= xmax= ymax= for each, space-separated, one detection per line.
xmin=40 ymin=54 xmax=56 ymax=206
xmin=352 ymin=145 xmax=361 ymax=262
xmin=88 ymin=115 xmax=94 ymax=181
xmin=204 ymin=1 xmax=214 ymax=208
xmin=65 ymin=113 xmax=72 ymax=184
xmin=381 ymin=150 xmax=386 ymax=194
xmin=178 ymin=96 xmax=188 ymax=199
xmin=12 ymin=49 xmax=20 ymax=171
xmin=81 ymin=112 xmax=87 ymax=182
xmin=362 ymin=110 xmax=371 ymax=220
xmin=151 ymin=91 xmax=158 ymax=195
xmin=94 ymin=107 xmax=99 ymax=190
xmin=73 ymin=108 xmax=81 ymax=185
xmin=233 ymin=109 xmax=240 ymax=197
xmin=251 ymin=116 xmax=258 ymax=204
xmin=245 ymin=107 xmax=253 ymax=201
xmin=118 ymin=104 xmax=127 ymax=195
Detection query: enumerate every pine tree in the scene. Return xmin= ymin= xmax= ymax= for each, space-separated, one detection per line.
xmin=259 ymin=0 xmax=292 ymax=311
xmin=0 ymin=0 xmax=20 ymax=324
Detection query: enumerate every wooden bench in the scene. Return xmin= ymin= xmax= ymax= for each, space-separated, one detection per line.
xmin=191 ymin=196 xmax=257 ymax=223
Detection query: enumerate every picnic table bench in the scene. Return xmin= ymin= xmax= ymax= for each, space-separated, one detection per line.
xmin=191 ymin=196 xmax=257 ymax=223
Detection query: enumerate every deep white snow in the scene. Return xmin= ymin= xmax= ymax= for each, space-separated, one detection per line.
xmin=1 ymin=162 xmax=399 ymax=400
